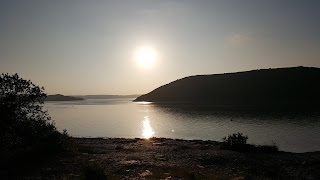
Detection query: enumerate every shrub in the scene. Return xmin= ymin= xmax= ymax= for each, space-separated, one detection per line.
xmin=36 ymin=129 xmax=78 ymax=154
xmin=221 ymin=133 xmax=248 ymax=150
xmin=0 ymin=73 xmax=74 ymax=153
xmin=83 ymin=163 xmax=108 ymax=180
xmin=221 ymin=133 xmax=278 ymax=152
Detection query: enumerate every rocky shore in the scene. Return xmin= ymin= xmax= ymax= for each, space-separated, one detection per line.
xmin=4 ymin=137 xmax=320 ymax=179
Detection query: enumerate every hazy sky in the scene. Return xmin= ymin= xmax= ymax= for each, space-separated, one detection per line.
xmin=1 ymin=0 xmax=319 ymax=95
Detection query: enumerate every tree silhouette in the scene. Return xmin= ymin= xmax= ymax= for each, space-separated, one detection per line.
xmin=0 ymin=73 xmax=55 ymax=151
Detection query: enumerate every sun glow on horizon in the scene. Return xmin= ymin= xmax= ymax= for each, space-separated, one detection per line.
xmin=135 ymin=47 xmax=157 ymax=67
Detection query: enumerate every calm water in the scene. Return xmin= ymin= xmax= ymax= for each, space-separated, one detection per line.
xmin=44 ymin=98 xmax=320 ymax=153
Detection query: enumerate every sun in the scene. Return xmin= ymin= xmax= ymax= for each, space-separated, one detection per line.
xmin=135 ymin=47 xmax=157 ymax=67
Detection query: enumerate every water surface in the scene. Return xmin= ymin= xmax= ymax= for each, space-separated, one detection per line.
xmin=44 ymin=98 xmax=320 ymax=153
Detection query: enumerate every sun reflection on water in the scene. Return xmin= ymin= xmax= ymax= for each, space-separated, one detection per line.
xmin=142 ymin=116 xmax=155 ymax=139
xmin=137 ymin=101 xmax=152 ymax=105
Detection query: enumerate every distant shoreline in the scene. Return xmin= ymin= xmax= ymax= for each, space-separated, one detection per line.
xmin=45 ymin=94 xmax=84 ymax=101
xmin=76 ymin=94 xmax=140 ymax=99
xmin=75 ymin=137 xmax=320 ymax=153
xmin=45 ymin=94 xmax=141 ymax=101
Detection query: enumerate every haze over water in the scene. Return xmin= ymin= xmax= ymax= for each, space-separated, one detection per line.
xmin=45 ymin=98 xmax=320 ymax=153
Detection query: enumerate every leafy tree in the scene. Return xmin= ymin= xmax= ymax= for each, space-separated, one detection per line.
xmin=0 ymin=73 xmax=55 ymax=151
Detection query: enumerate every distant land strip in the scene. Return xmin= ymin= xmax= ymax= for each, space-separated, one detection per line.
xmin=77 ymin=94 xmax=140 ymax=99
xmin=45 ymin=94 xmax=84 ymax=101
xmin=45 ymin=94 xmax=141 ymax=101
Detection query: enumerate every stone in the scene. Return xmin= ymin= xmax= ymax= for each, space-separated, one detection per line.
xmin=140 ymin=170 xmax=153 ymax=177
xmin=119 ymin=160 xmax=139 ymax=165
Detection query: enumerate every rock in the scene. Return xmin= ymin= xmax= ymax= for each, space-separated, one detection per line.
xmin=197 ymin=165 xmax=204 ymax=169
xmin=140 ymin=170 xmax=153 ymax=177
xmin=155 ymin=154 xmax=167 ymax=161
xmin=158 ymin=158 xmax=167 ymax=161
xmin=119 ymin=160 xmax=139 ymax=165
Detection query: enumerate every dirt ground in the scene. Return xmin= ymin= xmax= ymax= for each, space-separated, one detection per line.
xmin=2 ymin=137 xmax=320 ymax=179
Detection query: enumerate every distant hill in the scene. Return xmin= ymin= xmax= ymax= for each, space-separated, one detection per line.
xmin=134 ymin=66 xmax=320 ymax=111
xmin=78 ymin=95 xmax=140 ymax=99
xmin=45 ymin=94 xmax=84 ymax=101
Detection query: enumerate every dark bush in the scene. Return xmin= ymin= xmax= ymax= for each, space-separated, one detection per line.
xmin=36 ymin=129 xmax=77 ymax=154
xmin=221 ymin=133 xmax=248 ymax=150
xmin=0 ymin=73 xmax=75 ymax=153
xmin=83 ymin=163 xmax=108 ymax=180
xmin=221 ymin=133 xmax=278 ymax=152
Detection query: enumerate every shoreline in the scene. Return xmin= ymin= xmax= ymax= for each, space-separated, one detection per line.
xmin=75 ymin=137 xmax=320 ymax=153
xmin=13 ymin=137 xmax=319 ymax=179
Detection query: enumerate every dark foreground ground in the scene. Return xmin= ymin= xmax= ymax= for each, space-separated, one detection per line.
xmin=1 ymin=137 xmax=320 ymax=180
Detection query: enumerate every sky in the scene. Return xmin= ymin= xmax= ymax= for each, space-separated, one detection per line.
xmin=1 ymin=0 xmax=319 ymax=95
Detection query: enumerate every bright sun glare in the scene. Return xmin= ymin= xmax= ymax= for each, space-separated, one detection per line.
xmin=136 ymin=47 xmax=156 ymax=67
xmin=142 ymin=116 xmax=154 ymax=139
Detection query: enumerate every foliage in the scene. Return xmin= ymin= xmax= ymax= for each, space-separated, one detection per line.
xmin=0 ymin=73 xmax=74 ymax=152
xmin=221 ymin=133 xmax=278 ymax=152
xmin=83 ymin=163 xmax=108 ymax=180
xmin=36 ymin=129 xmax=78 ymax=154
xmin=222 ymin=133 xmax=248 ymax=147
